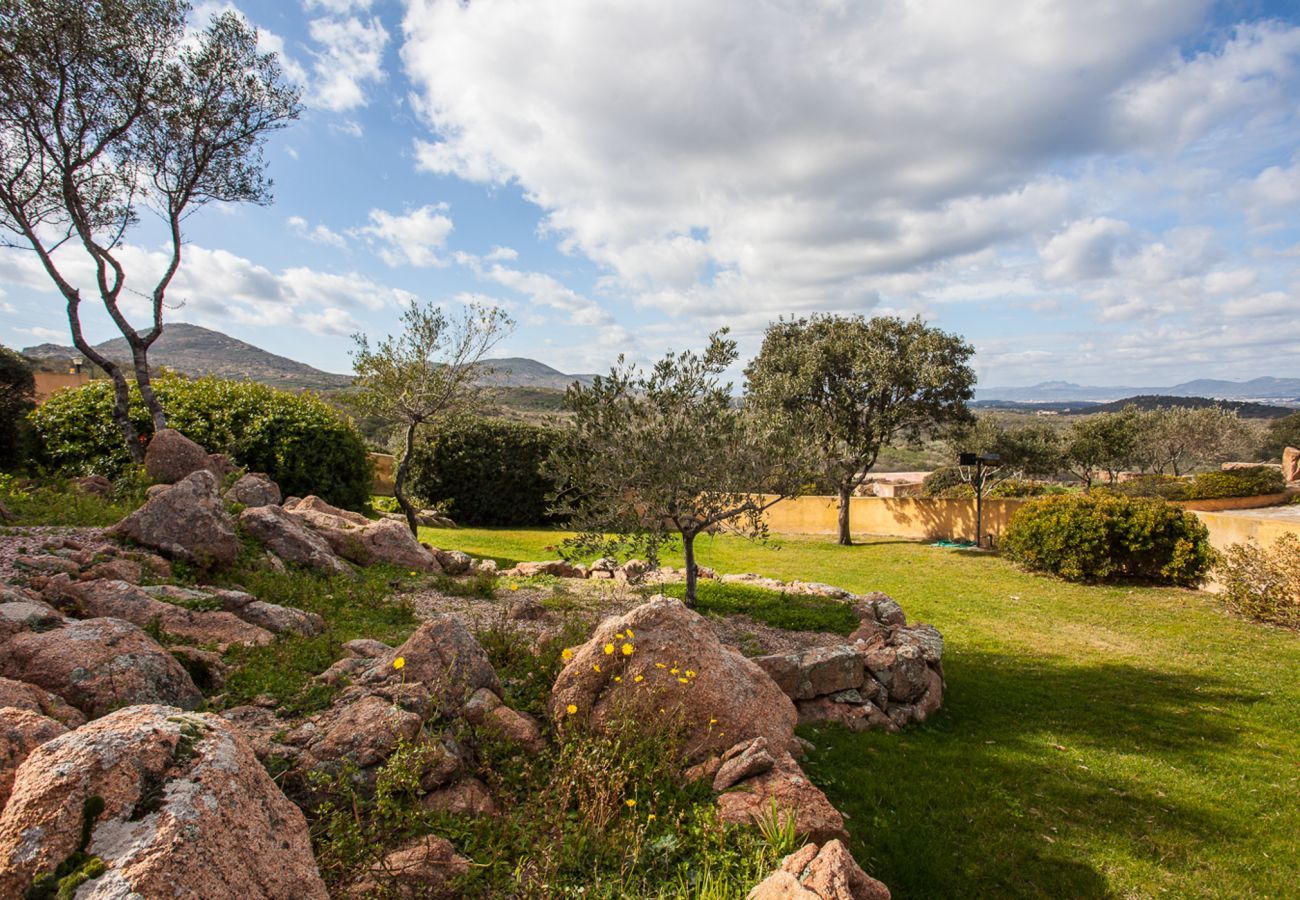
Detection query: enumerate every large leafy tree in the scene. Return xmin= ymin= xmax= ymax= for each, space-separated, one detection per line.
xmin=548 ymin=331 xmax=809 ymax=606
xmin=745 ymin=314 xmax=975 ymax=545
xmin=1133 ymin=406 xmax=1246 ymax=476
xmin=349 ymin=300 xmax=513 ymax=535
xmin=947 ymin=415 xmax=1063 ymax=493
xmin=0 ymin=0 xmax=300 ymax=460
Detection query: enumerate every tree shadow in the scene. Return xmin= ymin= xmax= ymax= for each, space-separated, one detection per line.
xmin=800 ymin=649 xmax=1266 ymax=898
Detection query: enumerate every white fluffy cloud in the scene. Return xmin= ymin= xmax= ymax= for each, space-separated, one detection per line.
xmin=307 ymin=14 xmax=389 ymax=112
xmin=399 ymin=0 xmax=1300 ymax=381
xmin=357 ymin=205 xmax=454 ymax=267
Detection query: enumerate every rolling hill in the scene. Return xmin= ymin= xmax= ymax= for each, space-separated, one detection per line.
xmin=976 ymin=377 xmax=1300 ymax=404
xmin=23 ymin=324 xmax=353 ymax=391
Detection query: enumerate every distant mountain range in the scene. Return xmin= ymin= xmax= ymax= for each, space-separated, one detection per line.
xmin=477 ymin=357 xmax=597 ymax=390
xmin=975 ymin=377 xmax=1300 ymax=404
xmin=20 ymin=326 xmax=599 ymax=393
xmin=22 ymin=324 xmax=352 ymax=392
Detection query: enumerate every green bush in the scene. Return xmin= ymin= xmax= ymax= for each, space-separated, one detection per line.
xmin=1184 ymin=467 xmax=1285 ymax=501
xmin=1214 ymin=534 xmax=1300 ymax=628
xmin=0 ymin=346 xmax=35 ymax=469
xmin=1002 ymin=493 xmax=1213 ymax=585
xmin=922 ymin=466 xmax=972 ymax=498
xmin=407 ymin=418 xmax=568 ymax=526
xmin=987 ymin=478 xmax=1062 ymax=498
xmin=30 ymin=375 xmax=371 ymax=509
xmin=1110 ymin=474 xmax=1191 ymax=501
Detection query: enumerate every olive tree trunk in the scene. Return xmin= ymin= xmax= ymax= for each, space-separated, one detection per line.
xmin=395 ymin=420 xmax=420 ymax=536
xmin=837 ymin=484 xmax=853 ymax=546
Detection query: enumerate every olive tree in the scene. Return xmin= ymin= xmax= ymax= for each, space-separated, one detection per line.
xmin=548 ymin=330 xmax=809 ymax=606
xmin=1064 ymin=406 xmax=1141 ymax=488
xmin=1134 ymin=406 xmax=1247 ymax=475
xmin=0 ymin=0 xmax=300 ymax=460
xmin=947 ymin=415 xmax=1063 ymax=493
xmin=745 ymin=315 xmax=975 ymax=545
xmin=349 ymin=300 xmax=513 ymax=535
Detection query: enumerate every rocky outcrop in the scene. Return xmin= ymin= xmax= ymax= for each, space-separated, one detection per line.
xmin=347 ymin=834 xmax=469 ymax=898
xmin=0 ymin=705 xmax=328 ymax=899
xmin=225 ymin=472 xmax=282 ymax=507
xmin=1285 ymin=446 xmax=1300 ymax=483
xmin=716 ymin=749 xmax=847 ymax=843
xmin=752 ymin=598 xmax=945 ymax=733
xmin=550 ymin=597 xmax=797 ymax=764
xmin=240 ymin=504 xmax=353 ymax=576
xmin=0 ymin=618 xmax=201 ymax=717
xmin=109 ymin=469 xmax=240 ymax=569
xmin=503 ymin=560 xmax=587 ymax=579
xmin=0 ymin=707 xmax=69 ymax=810
xmin=361 ymin=615 xmax=502 ymax=711
xmin=143 ymin=427 xmax=218 ymax=484
xmin=749 ymin=841 xmax=891 ymax=899
xmin=69 ymin=474 xmax=113 ymax=498
xmin=0 ymin=677 xmax=85 ymax=728
xmin=0 ymin=594 xmax=65 ymax=644
xmin=40 ymin=575 xmax=274 ymax=650
xmin=282 ymin=496 xmax=441 ymax=571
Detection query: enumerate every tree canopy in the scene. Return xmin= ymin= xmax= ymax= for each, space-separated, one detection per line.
xmin=745 ymin=314 xmax=975 ymax=544
xmin=549 ymin=330 xmax=809 ymax=605
xmin=0 ymin=0 xmax=300 ymax=459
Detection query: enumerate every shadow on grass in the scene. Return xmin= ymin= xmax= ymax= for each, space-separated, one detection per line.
xmin=800 ymin=648 xmax=1264 ymax=899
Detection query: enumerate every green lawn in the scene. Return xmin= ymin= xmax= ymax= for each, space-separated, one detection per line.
xmin=420 ymin=525 xmax=1300 ymax=899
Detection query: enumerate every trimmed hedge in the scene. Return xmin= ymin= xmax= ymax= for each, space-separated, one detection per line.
xmin=1002 ymin=493 xmax=1213 ymax=585
xmin=407 ymin=417 xmax=567 ymax=526
xmin=30 ymin=375 xmax=372 ymax=510
xmin=1111 ymin=466 xmax=1285 ymax=502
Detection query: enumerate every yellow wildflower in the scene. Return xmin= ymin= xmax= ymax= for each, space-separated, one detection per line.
xmin=655 ymin=663 xmax=666 ymax=669
xmin=647 ymin=813 xmax=656 ymax=822
xmin=670 ymin=667 xmax=679 ymax=675
xmin=561 ymin=648 xmax=574 ymax=662
xmin=685 ymin=670 xmax=696 ymax=678
xmin=593 ymin=664 xmax=601 ymax=673
xmin=392 ymin=657 xmax=405 ymax=670
xmin=625 ymin=628 xmax=634 ymax=638
xmin=709 ymin=718 xmax=717 ymax=725
xmin=621 ymin=643 xmax=634 ymax=656
xmin=566 ymin=703 xmax=578 ymax=715
xmin=678 ymin=677 xmax=689 ymax=684
xmin=634 ymin=675 xmax=644 ymax=683
xmin=625 ymin=799 xmax=636 ymax=808
xmin=603 ymin=643 xmax=615 ymax=656
xmin=614 ymin=676 xmax=622 ymax=683
xmin=509 ymin=583 xmax=519 ymax=591
xmin=615 ymin=632 xmax=625 ymax=640
xmin=408 ymin=571 xmax=418 ymax=576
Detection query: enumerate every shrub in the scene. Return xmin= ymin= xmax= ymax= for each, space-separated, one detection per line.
xmin=1184 ymin=466 xmax=1285 ymax=501
xmin=0 ymin=346 xmax=36 ymax=469
xmin=407 ymin=417 xmax=568 ymax=526
xmin=987 ymin=478 xmax=1059 ymax=498
xmin=922 ymin=466 xmax=972 ymax=498
xmin=1002 ymin=493 xmax=1213 ymax=585
xmin=1214 ymin=535 xmax=1300 ymax=628
xmin=1110 ymin=474 xmax=1191 ymax=501
xmin=29 ymin=375 xmax=372 ymax=509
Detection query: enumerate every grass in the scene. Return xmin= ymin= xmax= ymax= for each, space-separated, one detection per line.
xmin=656 ymin=580 xmax=858 ymax=635
xmin=420 ymin=524 xmax=1300 ymax=899
xmin=214 ymin=564 xmax=422 ymax=715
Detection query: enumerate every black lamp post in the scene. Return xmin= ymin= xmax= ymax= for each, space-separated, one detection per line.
xmin=959 ymin=452 xmax=1000 ymax=547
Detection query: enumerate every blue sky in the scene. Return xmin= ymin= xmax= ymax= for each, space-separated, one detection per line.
xmin=3 ymin=0 xmax=1299 ymax=388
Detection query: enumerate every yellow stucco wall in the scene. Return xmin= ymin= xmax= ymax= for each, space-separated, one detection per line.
xmin=369 ymin=453 xmax=396 ymax=496
xmin=760 ymin=494 xmax=1029 ymax=542
xmin=1191 ymin=510 xmax=1300 ymax=554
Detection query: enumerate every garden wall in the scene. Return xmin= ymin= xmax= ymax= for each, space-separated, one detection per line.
xmin=370 ymin=453 xmax=396 ymax=495
xmin=761 ymin=495 xmax=1029 ymax=542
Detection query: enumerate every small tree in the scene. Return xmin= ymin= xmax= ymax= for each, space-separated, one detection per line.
xmin=548 ymin=331 xmax=809 ymax=606
xmin=1134 ymin=406 xmax=1246 ymax=476
xmin=349 ymin=300 xmax=513 ymax=534
xmin=1064 ymin=407 xmax=1141 ymax=488
xmin=745 ymin=315 xmax=975 ymax=546
xmin=1258 ymin=411 xmax=1300 ymax=462
xmin=0 ymin=0 xmax=301 ymax=460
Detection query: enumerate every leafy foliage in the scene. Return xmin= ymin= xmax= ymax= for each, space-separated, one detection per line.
xmin=1131 ymin=406 xmax=1248 ymax=476
xmin=407 ymin=417 xmax=567 ymax=526
xmin=1214 ymin=534 xmax=1300 ymax=628
xmin=1064 ymin=406 xmax=1140 ymax=487
xmin=0 ymin=0 xmax=301 ymax=451
xmin=1110 ymin=466 xmax=1286 ymax=501
xmin=745 ymin=314 xmax=975 ymax=544
xmin=549 ymin=330 xmax=810 ymax=604
xmin=348 ymin=299 xmax=513 ymax=532
xmin=0 ymin=346 xmax=36 ymax=468
xmin=29 ymin=375 xmax=372 ymax=509
xmin=1002 ymin=493 xmax=1213 ymax=585
xmin=1257 ymin=411 xmax=1300 ymax=461
xmin=945 ymin=416 xmax=1063 ymax=494
xmin=0 ymin=471 xmax=148 ymax=526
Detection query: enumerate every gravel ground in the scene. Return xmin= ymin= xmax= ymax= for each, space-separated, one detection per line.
xmin=0 ymin=526 xmax=115 ymax=583
xmin=405 ymin=576 xmax=849 ymax=657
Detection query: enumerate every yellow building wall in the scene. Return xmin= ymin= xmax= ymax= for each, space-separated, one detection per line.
xmin=760 ymin=495 xmax=1029 ymax=542
xmin=370 ymin=453 xmax=396 ymax=496
xmin=33 ymin=372 xmax=91 ymax=403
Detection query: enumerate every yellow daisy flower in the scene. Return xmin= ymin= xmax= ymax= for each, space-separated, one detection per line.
xmin=621 ymin=643 xmax=634 ymax=656
xmin=633 ymin=675 xmax=644 ymax=683
xmin=625 ymin=799 xmax=636 ymax=808
xmin=603 ymin=643 xmax=615 ymax=655
xmin=392 ymin=657 xmax=405 ymax=670
xmin=561 ymin=648 xmax=574 ymax=662
xmin=566 ymin=703 xmax=578 ymax=715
